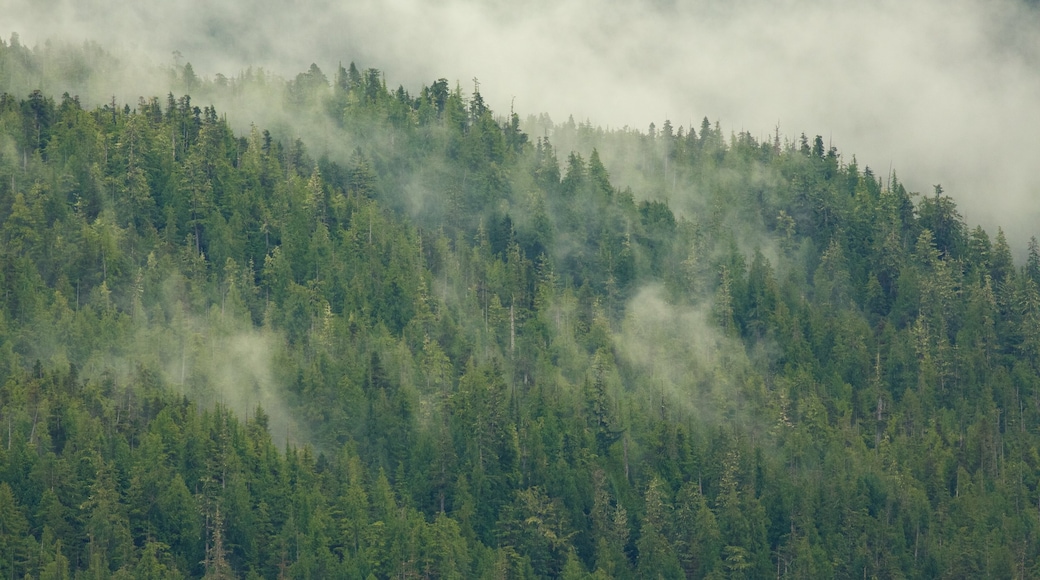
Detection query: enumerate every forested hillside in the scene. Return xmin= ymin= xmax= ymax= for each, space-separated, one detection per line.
xmin=2 ymin=37 xmax=1040 ymax=579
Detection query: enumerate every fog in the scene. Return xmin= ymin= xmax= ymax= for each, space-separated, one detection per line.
xmin=617 ymin=285 xmax=758 ymax=427
xmin=8 ymin=0 xmax=1040 ymax=246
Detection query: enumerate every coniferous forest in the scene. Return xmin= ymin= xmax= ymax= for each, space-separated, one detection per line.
xmin=3 ymin=37 xmax=1040 ymax=579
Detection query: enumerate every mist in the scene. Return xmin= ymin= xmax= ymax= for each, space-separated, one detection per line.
xmin=7 ymin=0 xmax=1040 ymax=246
xmin=614 ymin=284 xmax=763 ymax=427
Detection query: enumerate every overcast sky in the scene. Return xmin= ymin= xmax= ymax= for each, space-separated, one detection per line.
xmin=8 ymin=0 xmax=1040 ymax=248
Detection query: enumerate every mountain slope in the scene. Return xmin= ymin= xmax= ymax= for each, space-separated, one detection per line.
xmin=0 ymin=40 xmax=1039 ymax=578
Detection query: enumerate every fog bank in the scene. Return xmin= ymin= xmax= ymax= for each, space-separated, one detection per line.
xmin=7 ymin=0 xmax=1040 ymax=245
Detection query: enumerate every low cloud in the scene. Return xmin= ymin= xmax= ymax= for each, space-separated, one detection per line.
xmin=7 ymin=0 xmax=1040 ymax=247
xmin=33 ymin=276 xmax=305 ymax=447
xmin=615 ymin=285 xmax=758 ymax=426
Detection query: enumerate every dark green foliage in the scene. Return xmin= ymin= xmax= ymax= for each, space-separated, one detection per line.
xmin=0 ymin=42 xmax=1039 ymax=578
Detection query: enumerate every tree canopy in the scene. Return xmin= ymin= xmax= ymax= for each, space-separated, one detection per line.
xmin=0 ymin=39 xmax=1038 ymax=578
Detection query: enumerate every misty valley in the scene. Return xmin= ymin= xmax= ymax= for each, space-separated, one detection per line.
xmin=3 ymin=35 xmax=1040 ymax=579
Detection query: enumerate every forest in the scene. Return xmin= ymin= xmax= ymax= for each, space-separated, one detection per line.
xmin=1 ymin=35 xmax=1040 ymax=579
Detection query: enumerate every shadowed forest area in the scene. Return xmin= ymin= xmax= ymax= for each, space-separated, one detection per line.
xmin=2 ymin=38 xmax=1040 ymax=578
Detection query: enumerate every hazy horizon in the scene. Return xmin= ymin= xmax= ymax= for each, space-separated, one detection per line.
xmin=7 ymin=0 xmax=1040 ymax=249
